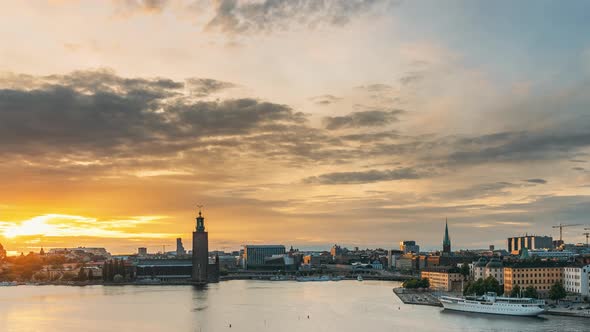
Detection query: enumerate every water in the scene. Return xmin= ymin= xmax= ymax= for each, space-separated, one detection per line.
xmin=0 ymin=281 xmax=586 ymax=332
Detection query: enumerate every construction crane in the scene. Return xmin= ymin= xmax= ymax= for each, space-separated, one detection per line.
xmin=552 ymin=223 xmax=583 ymax=243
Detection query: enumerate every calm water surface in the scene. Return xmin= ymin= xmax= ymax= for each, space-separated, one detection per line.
xmin=0 ymin=281 xmax=587 ymax=332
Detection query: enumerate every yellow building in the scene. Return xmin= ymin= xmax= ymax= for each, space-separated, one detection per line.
xmin=504 ymin=265 xmax=564 ymax=297
xmin=421 ymin=268 xmax=463 ymax=292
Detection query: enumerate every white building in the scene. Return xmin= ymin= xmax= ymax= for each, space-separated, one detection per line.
xmin=484 ymin=258 xmax=504 ymax=284
xmin=472 ymin=258 xmax=487 ymax=280
xmin=564 ymin=265 xmax=590 ymax=296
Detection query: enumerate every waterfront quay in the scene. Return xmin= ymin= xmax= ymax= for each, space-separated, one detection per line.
xmin=393 ymin=287 xmax=590 ymax=319
xmin=392 ymin=287 xmax=443 ymax=307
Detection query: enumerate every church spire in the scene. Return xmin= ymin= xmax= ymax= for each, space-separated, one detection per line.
xmin=443 ymin=218 xmax=451 ymax=253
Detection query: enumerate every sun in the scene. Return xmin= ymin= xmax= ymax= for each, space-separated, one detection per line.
xmin=3 ymin=217 xmax=52 ymax=238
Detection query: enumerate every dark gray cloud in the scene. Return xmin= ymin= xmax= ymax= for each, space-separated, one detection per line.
xmin=436 ymin=182 xmax=523 ymax=201
xmin=399 ymin=71 xmax=423 ymax=85
xmin=309 ymin=94 xmax=342 ymax=106
xmin=523 ymin=178 xmax=547 ymax=184
xmin=0 ymin=70 xmax=305 ymax=158
xmin=339 ymin=130 xmax=401 ymax=142
xmin=448 ymin=130 xmax=590 ymax=164
xmin=4 ymin=70 xmax=590 ymax=191
xmin=185 ymin=78 xmax=236 ymax=97
xmin=206 ymin=0 xmax=394 ymax=34
xmin=322 ymin=109 xmax=404 ymax=130
xmin=303 ymin=167 xmax=420 ymax=184
xmin=1 ymin=69 xmax=184 ymax=96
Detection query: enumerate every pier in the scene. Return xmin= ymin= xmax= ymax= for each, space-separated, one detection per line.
xmin=392 ymin=287 xmax=443 ymax=307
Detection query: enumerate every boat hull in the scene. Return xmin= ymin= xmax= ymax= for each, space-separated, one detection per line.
xmin=440 ymin=299 xmax=545 ymax=317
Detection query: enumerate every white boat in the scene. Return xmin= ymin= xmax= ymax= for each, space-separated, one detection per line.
xmin=357 ymin=275 xmax=363 ymax=281
xmin=440 ymin=292 xmax=545 ymax=317
xmin=0 ymin=281 xmax=18 ymax=286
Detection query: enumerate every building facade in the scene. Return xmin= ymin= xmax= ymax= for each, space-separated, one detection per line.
xmin=136 ymin=259 xmax=192 ymax=281
xmin=484 ymin=258 xmax=504 ymax=284
xmin=507 ymin=235 xmax=553 ymax=254
xmin=400 ymin=241 xmax=420 ymax=254
xmin=564 ymin=265 xmax=590 ymax=296
xmin=472 ymin=257 xmax=487 ymax=280
xmin=330 ymin=244 xmax=343 ymax=257
xmin=503 ymin=265 xmax=564 ymax=297
xmin=421 ymin=268 xmax=463 ymax=292
xmin=242 ymin=245 xmax=286 ymax=269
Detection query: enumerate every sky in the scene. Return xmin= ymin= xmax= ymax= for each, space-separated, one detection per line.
xmin=1 ymin=0 xmax=590 ymax=254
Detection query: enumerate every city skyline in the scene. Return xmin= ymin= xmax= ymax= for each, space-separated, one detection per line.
xmin=2 ymin=1 xmax=590 ymax=254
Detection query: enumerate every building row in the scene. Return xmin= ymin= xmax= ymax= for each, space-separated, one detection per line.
xmin=420 ymin=257 xmax=590 ymax=299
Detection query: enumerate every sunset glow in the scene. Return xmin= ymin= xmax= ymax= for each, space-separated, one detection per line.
xmin=1 ymin=1 xmax=590 ymax=255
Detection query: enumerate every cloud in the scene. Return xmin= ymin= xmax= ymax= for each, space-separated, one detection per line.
xmin=355 ymin=83 xmax=393 ymax=93
xmin=303 ymin=167 xmax=420 ymax=184
xmin=112 ymin=0 xmax=170 ymax=16
xmin=0 ymin=70 xmax=305 ymax=159
xmin=309 ymin=94 xmax=342 ymax=106
xmin=322 ymin=109 xmax=404 ymax=130
xmin=206 ymin=0 xmax=394 ymax=34
xmin=399 ymin=71 xmax=423 ymax=85
xmin=447 ymin=130 xmax=590 ymax=164
xmin=523 ymin=178 xmax=547 ymax=184
xmin=437 ymin=182 xmax=523 ymax=201
xmin=185 ymin=78 xmax=236 ymax=97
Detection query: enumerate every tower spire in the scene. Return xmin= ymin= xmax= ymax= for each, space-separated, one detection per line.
xmin=196 ymin=205 xmax=205 ymax=232
xmin=443 ymin=218 xmax=451 ymax=254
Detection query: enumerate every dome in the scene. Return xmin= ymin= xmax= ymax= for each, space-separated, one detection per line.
xmin=486 ymin=258 xmax=503 ymax=268
xmin=474 ymin=257 xmax=488 ymax=267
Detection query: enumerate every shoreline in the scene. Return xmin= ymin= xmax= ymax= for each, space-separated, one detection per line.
xmin=1 ymin=274 xmax=412 ymax=287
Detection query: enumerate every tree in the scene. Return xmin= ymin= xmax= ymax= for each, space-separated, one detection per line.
xmin=464 ymin=276 xmax=502 ymax=296
xmin=87 ymin=268 xmax=94 ymax=281
xmin=113 ymin=274 xmax=124 ymax=283
xmin=402 ymin=278 xmax=419 ymax=289
xmin=549 ymin=282 xmax=566 ymax=301
xmin=102 ymin=261 xmax=109 ymax=282
xmin=33 ymin=271 xmax=49 ymax=281
xmin=108 ymin=260 xmax=115 ymax=281
xmin=510 ymin=285 xmax=521 ymax=298
xmin=483 ymin=276 xmax=503 ymax=295
xmin=419 ymin=278 xmax=430 ymax=288
xmin=77 ymin=267 xmax=87 ymax=281
xmin=61 ymin=271 xmax=77 ymax=281
xmin=460 ymin=264 xmax=470 ymax=280
xmin=523 ymin=286 xmax=538 ymax=299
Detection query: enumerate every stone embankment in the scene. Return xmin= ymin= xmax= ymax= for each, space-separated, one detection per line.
xmin=392 ymin=287 xmax=442 ymax=307
xmin=544 ymin=308 xmax=590 ymax=318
